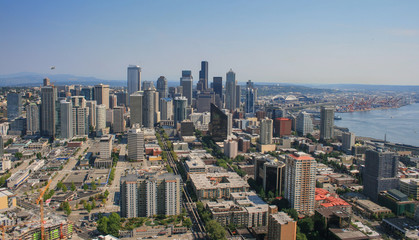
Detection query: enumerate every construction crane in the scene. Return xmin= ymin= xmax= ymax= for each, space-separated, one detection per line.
xmin=36 ymin=179 xmax=52 ymax=240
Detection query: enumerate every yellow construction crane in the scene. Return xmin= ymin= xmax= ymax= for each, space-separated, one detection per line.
xmin=36 ymin=179 xmax=52 ymax=240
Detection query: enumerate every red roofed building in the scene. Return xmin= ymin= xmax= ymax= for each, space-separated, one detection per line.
xmin=315 ymin=188 xmax=351 ymax=213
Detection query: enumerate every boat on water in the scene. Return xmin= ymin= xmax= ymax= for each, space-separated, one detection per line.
xmin=334 ymin=115 xmax=342 ymax=120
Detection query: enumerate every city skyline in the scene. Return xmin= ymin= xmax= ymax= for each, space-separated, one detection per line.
xmin=1 ymin=1 xmax=419 ymax=85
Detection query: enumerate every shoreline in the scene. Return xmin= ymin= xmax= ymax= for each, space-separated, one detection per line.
xmin=336 ymin=103 xmax=414 ymax=113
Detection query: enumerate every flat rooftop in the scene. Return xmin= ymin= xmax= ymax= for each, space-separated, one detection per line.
xmin=190 ymin=172 xmax=249 ymax=190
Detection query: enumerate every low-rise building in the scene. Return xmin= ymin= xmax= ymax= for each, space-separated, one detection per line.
xmin=400 ymin=178 xmax=419 ymax=200
xmin=267 ymin=212 xmax=297 ymax=240
xmin=354 ymin=199 xmax=392 ymax=219
xmin=190 ymin=172 xmax=250 ymax=199
xmin=378 ymin=189 xmax=415 ymax=216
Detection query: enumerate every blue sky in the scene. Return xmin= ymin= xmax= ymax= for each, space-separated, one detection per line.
xmin=1 ymin=1 xmax=419 ymax=85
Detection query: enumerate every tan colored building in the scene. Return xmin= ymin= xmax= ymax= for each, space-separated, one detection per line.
xmin=267 ymin=212 xmax=297 ymax=240
xmin=400 ymin=178 xmax=419 ymax=200
xmin=0 ymin=188 xmax=16 ymax=210
xmin=284 ymin=152 xmax=316 ymax=215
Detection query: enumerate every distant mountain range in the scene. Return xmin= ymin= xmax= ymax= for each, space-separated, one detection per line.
xmin=0 ymin=73 xmax=418 ymax=92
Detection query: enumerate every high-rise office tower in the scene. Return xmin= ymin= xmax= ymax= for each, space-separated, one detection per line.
xmin=296 ymin=112 xmax=313 ymax=136
xmin=260 ymin=118 xmax=273 ymax=145
xmin=109 ymin=94 xmax=117 ymax=109
xmin=106 ymin=109 xmax=113 ymax=128
xmin=26 ymin=103 xmax=40 ymax=135
xmin=285 ymin=152 xmax=316 ymax=215
xmin=320 ymin=106 xmax=335 ymax=140
xmin=213 ymin=77 xmax=223 ymax=98
xmin=127 ymin=128 xmax=145 ymax=162
xmin=198 ymin=61 xmax=208 ymax=91
xmin=113 ymin=106 xmax=125 ymax=133
xmin=342 ymin=132 xmax=356 ymax=153
xmin=127 ymin=65 xmax=142 ymax=96
xmin=7 ymin=92 xmax=22 ymax=121
xmin=60 ymin=100 xmax=73 ymax=139
xmin=267 ymin=212 xmax=297 ymax=240
xmin=157 ymin=76 xmax=168 ymax=100
xmin=173 ymin=97 xmax=187 ymax=126
xmin=96 ymin=104 xmax=106 ymax=133
xmin=120 ymin=173 xmax=182 ymax=218
xmin=94 ymin=84 xmax=110 ymax=109
xmin=43 ymin=77 xmax=50 ymax=87
xmin=160 ymin=98 xmax=173 ymax=121
xmin=180 ymin=70 xmax=193 ymax=106
xmin=363 ymin=149 xmax=399 ymax=202
xmin=40 ymin=85 xmax=57 ymax=138
xmin=68 ymin=96 xmax=89 ymax=136
xmin=99 ymin=135 xmax=113 ymax=159
xmin=209 ymin=104 xmax=230 ymax=142
xmin=225 ymin=69 xmax=236 ymax=112
xmin=254 ymin=156 xmax=286 ymax=196
xmin=196 ymin=92 xmax=215 ymax=113
xmin=130 ymin=91 xmax=143 ymax=127
xmin=235 ymin=85 xmax=241 ymax=109
xmin=86 ymin=100 xmax=97 ymax=130
xmin=245 ymin=80 xmax=257 ymax=114
xmin=142 ymin=87 xmax=155 ymax=128
xmin=81 ymin=86 xmax=94 ymax=100
xmin=115 ymin=91 xmax=128 ymax=107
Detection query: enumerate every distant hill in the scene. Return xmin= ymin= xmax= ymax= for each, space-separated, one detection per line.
xmin=305 ymin=83 xmax=419 ymax=92
xmin=0 ymin=73 xmax=125 ymax=87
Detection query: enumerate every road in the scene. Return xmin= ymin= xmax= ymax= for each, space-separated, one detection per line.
xmin=157 ymin=132 xmax=207 ymax=240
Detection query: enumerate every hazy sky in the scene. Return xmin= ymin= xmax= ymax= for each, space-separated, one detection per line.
xmin=1 ymin=1 xmax=419 ymax=85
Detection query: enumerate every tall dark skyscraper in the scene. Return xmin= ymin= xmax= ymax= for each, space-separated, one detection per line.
xmin=180 ymin=70 xmax=193 ymax=106
xmin=173 ymin=97 xmax=188 ymax=126
xmin=7 ymin=92 xmax=22 ymax=121
xmin=209 ymin=103 xmax=229 ymax=142
xmin=225 ymin=69 xmax=236 ymax=112
xmin=40 ymin=86 xmax=57 ymax=138
xmin=127 ymin=65 xmax=142 ymax=95
xmin=245 ymin=80 xmax=257 ymax=114
xmin=198 ymin=61 xmax=208 ymax=91
xmin=363 ymin=149 xmax=399 ymax=202
xmin=213 ymin=77 xmax=223 ymax=97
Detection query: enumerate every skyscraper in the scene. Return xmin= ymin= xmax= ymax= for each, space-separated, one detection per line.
xmin=129 ymin=91 xmax=143 ymax=127
xmin=94 ymin=84 xmax=110 ymax=109
xmin=26 ymin=103 xmax=40 ymax=135
xmin=7 ymin=92 xmax=22 ymax=121
xmin=273 ymin=118 xmax=292 ymax=137
xmin=209 ymin=103 xmax=229 ymax=142
xmin=296 ymin=111 xmax=313 ymax=136
xmin=80 ymin=86 xmax=94 ymax=100
xmin=127 ymin=128 xmax=145 ymax=162
xmin=96 ymin=104 xmax=106 ymax=134
xmin=173 ymin=97 xmax=187 ymax=126
xmin=342 ymin=132 xmax=355 ymax=153
xmin=363 ymin=149 xmax=399 ymax=202
xmin=157 ymin=76 xmax=168 ymax=100
xmin=40 ymin=85 xmax=57 ymax=138
xmin=160 ymin=98 xmax=173 ymax=121
xmin=198 ymin=61 xmax=208 ymax=91
xmin=113 ymin=106 xmax=125 ymax=133
xmin=180 ymin=70 xmax=193 ymax=106
xmin=320 ymin=106 xmax=335 ymax=140
xmin=260 ymin=118 xmax=273 ymax=145
xmin=127 ymin=65 xmax=142 ymax=96
xmin=213 ymin=77 xmax=223 ymax=98
xmin=0 ymin=135 xmax=3 ymax=158
xmin=60 ymin=100 xmax=73 ymax=139
xmin=235 ymin=85 xmax=241 ymax=109
xmin=225 ymin=69 xmax=236 ymax=112
xmin=285 ymin=152 xmax=316 ymax=215
xmin=68 ymin=96 xmax=89 ymax=136
xmin=142 ymin=87 xmax=155 ymax=128
xmin=120 ymin=173 xmax=182 ymax=218
xmin=86 ymin=100 xmax=97 ymax=130
xmin=245 ymin=80 xmax=257 ymax=114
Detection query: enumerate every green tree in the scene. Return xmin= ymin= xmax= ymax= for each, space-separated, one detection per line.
xmin=104 ymin=189 xmax=110 ymax=198
xmin=97 ymin=216 xmax=109 ymax=234
xmin=183 ymin=217 xmax=192 ymax=228
xmin=85 ymin=203 xmax=92 ymax=213
xmin=36 ymin=152 xmax=42 ymax=159
xmin=206 ymin=220 xmax=227 ymax=240
xmin=283 ymin=208 xmax=299 ymax=221
xmin=92 ymin=199 xmax=96 ymax=209
xmin=83 ymin=184 xmax=88 ymax=191
xmin=108 ymin=212 xmax=121 ymax=237
xmin=298 ymin=217 xmax=314 ymax=234
xmin=70 ymin=182 xmax=76 ymax=191
xmin=14 ymin=152 xmax=23 ymax=160
xmin=62 ymin=185 xmax=67 ymax=192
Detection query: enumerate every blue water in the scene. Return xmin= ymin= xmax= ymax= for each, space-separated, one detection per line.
xmin=334 ymin=103 xmax=419 ymax=147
